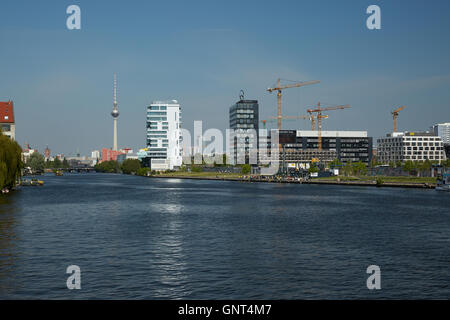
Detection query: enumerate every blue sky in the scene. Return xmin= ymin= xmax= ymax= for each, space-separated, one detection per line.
xmin=1 ymin=0 xmax=450 ymax=156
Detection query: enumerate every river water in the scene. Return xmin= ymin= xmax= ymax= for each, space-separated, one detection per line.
xmin=0 ymin=173 xmax=449 ymax=299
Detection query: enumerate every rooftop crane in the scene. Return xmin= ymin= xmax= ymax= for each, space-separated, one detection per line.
xmin=306 ymin=102 xmax=351 ymax=151
xmin=392 ymin=106 xmax=405 ymax=133
xmin=267 ymin=79 xmax=320 ymax=130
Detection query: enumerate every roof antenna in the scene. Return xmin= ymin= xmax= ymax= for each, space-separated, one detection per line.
xmin=239 ymin=89 xmax=244 ymax=100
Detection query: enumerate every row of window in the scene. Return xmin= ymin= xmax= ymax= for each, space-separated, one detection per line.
xmin=148 ymin=106 xmax=167 ymax=111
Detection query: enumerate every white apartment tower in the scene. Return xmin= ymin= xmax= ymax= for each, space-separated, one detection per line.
xmin=146 ymin=100 xmax=182 ymax=170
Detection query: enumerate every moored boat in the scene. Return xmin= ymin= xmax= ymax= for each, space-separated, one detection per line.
xmin=436 ymin=172 xmax=450 ymax=192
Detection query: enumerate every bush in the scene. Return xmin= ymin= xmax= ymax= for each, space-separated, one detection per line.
xmin=191 ymin=165 xmax=203 ymax=173
xmin=95 ymin=160 xmax=120 ymax=173
xmin=241 ymin=164 xmax=251 ymax=174
xmin=121 ymin=159 xmax=141 ymax=175
xmin=137 ymin=167 xmax=151 ymax=176
xmin=376 ymin=177 xmax=384 ymax=186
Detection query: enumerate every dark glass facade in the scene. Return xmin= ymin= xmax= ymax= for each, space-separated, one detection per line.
xmin=267 ymin=130 xmax=373 ymax=164
xmin=229 ymin=100 xmax=259 ymax=164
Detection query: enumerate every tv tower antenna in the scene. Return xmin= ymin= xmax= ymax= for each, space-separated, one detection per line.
xmin=111 ymin=73 xmax=120 ymax=151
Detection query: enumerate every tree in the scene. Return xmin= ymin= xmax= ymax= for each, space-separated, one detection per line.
xmin=94 ymin=160 xmax=120 ymax=173
xmin=121 ymin=159 xmax=141 ymax=175
xmin=137 ymin=167 xmax=152 ymax=176
xmin=0 ymin=129 xmax=23 ymax=190
xmin=191 ymin=165 xmax=203 ymax=173
xmin=241 ymin=164 xmax=251 ymax=174
xmin=342 ymin=162 xmax=353 ymax=176
xmin=352 ymin=161 xmax=368 ymax=176
xmin=27 ymin=152 xmax=45 ymax=173
xmin=54 ymin=157 xmax=62 ymax=168
xmin=329 ymin=158 xmax=342 ymax=169
xmin=62 ymin=158 xmax=69 ymax=168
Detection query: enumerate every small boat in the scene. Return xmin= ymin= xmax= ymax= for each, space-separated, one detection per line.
xmin=20 ymin=178 xmax=44 ymax=187
xmin=55 ymin=170 xmax=64 ymax=176
xmin=436 ymin=172 xmax=450 ymax=192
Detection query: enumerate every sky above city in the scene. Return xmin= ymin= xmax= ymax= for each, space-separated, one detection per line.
xmin=1 ymin=0 xmax=450 ymax=156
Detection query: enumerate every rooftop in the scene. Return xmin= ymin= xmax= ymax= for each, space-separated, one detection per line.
xmin=150 ymin=100 xmax=180 ymax=105
xmin=0 ymin=101 xmax=14 ymax=124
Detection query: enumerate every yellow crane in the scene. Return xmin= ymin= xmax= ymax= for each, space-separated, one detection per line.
xmin=306 ymin=102 xmax=351 ymax=151
xmin=392 ymin=106 xmax=405 ymax=132
xmin=267 ymin=79 xmax=320 ymax=130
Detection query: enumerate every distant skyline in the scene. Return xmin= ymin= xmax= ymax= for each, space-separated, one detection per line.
xmin=1 ymin=0 xmax=450 ymax=156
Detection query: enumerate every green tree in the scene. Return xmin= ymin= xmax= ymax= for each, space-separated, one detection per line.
xmin=403 ymin=160 xmax=415 ymax=175
xmin=27 ymin=152 xmax=45 ymax=173
xmin=191 ymin=165 xmax=203 ymax=173
xmin=121 ymin=159 xmax=141 ymax=175
xmin=137 ymin=167 xmax=152 ymax=176
xmin=94 ymin=160 xmax=120 ymax=173
xmin=342 ymin=162 xmax=353 ymax=176
xmin=308 ymin=164 xmax=319 ymax=173
xmin=329 ymin=158 xmax=342 ymax=169
xmin=62 ymin=158 xmax=69 ymax=168
xmin=0 ymin=129 xmax=23 ymax=190
xmin=241 ymin=164 xmax=251 ymax=174
xmin=352 ymin=161 xmax=368 ymax=176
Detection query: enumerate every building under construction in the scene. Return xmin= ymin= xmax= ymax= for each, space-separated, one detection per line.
xmin=260 ymin=130 xmax=373 ymax=168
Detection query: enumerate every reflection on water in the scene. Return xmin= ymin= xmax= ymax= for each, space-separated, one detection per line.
xmin=0 ymin=173 xmax=450 ymax=299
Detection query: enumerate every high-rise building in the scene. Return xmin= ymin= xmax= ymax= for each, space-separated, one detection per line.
xmin=432 ymin=122 xmax=450 ymax=145
xmin=377 ymin=131 xmax=446 ymax=163
xmin=229 ymin=98 xmax=259 ymax=164
xmin=0 ymin=100 xmax=15 ymax=140
xmin=111 ymin=73 xmax=120 ymax=151
xmin=143 ymin=100 xmax=182 ymax=170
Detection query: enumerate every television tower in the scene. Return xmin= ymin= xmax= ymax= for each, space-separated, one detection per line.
xmin=111 ymin=73 xmax=119 ymax=151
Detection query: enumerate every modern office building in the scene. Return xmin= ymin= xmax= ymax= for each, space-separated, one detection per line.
xmin=143 ymin=100 xmax=182 ymax=170
xmin=0 ymin=100 xmax=15 ymax=140
xmin=377 ymin=131 xmax=446 ymax=163
xmin=260 ymin=130 xmax=372 ymax=167
xmin=229 ymin=98 xmax=259 ymax=164
xmin=432 ymin=122 xmax=450 ymax=145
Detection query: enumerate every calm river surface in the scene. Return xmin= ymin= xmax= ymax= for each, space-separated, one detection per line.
xmin=0 ymin=173 xmax=449 ymax=299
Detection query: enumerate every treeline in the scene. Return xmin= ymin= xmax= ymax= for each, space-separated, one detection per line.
xmin=45 ymin=158 xmax=70 ymax=169
xmin=0 ymin=130 xmax=23 ymax=190
xmin=95 ymin=159 xmax=152 ymax=176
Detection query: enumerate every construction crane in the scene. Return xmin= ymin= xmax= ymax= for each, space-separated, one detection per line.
xmin=392 ymin=106 xmax=405 ymax=132
xmin=267 ymin=79 xmax=320 ymax=130
xmin=306 ymin=102 xmax=351 ymax=151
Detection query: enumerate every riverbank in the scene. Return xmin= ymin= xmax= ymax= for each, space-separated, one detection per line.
xmin=144 ymin=172 xmax=437 ymax=189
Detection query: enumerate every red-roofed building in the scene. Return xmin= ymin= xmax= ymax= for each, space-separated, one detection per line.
xmin=0 ymin=100 xmax=15 ymax=140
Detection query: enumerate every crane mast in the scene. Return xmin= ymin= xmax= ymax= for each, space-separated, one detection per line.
xmin=267 ymin=79 xmax=320 ymax=130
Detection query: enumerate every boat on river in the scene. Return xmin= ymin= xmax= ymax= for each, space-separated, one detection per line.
xmin=21 ymin=178 xmax=44 ymax=186
xmin=436 ymin=172 xmax=450 ymax=192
